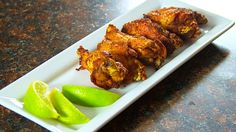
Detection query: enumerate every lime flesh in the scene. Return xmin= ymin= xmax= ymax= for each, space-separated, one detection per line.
xmin=62 ymin=85 xmax=121 ymax=107
xmin=23 ymin=81 xmax=59 ymax=119
xmin=49 ymin=88 xmax=90 ymax=125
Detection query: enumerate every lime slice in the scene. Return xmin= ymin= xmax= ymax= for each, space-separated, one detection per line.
xmin=49 ymin=88 xmax=90 ymax=125
xmin=23 ymin=81 xmax=59 ymax=119
xmin=62 ymin=85 xmax=121 ymax=107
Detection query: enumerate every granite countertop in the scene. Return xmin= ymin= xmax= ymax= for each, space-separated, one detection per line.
xmin=0 ymin=0 xmax=236 ymax=131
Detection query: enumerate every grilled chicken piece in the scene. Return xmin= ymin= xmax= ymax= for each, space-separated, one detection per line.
xmin=144 ymin=7 xmax=208 ymax=39
xmin=105 ymin=24 xmax=166 ymax=68
xmin=122 ymin=18 xmax=183 ymax=55
xmin=77 ymin=46 xmax=128 ymax=89
xmin=97 ymin=39 xmax=146 ymax=82
xmin=193 ymin=11 xmax=208 ymax=25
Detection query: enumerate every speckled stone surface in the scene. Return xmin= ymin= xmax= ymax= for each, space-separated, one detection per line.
xmin=1 ymin=0 xmax=236 ymax=131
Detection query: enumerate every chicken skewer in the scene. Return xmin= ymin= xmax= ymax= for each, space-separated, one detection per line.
xmin=122 ymin=18 xmax=183 ymax=55
xmin=144 ymin=7 xmax=208 ymax=39
xmin=105 ymin=24 xmax=166 ymax=68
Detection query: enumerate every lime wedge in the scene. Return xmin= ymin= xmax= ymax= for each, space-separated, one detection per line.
xmin=23 ymin=81 xmax=59 ymax=119
xmin=49 ymin=88 xmax=90 ymax=125
xmin=62 ymin=85 xmax=121 ymax=107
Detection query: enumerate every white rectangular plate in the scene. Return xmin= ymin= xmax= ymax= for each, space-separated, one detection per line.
xmin=0 ymin=0 xmax=234 ymax=131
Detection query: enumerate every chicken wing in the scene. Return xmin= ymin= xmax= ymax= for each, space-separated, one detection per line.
xmin=97 ymin=39 xmax=146 ymax=82
xmin=105 ymin=24 xmax=166 ymax=68
xmin=77 ymin=46 xmax=128 ymax=89
xmin=144 ymin=7 xmax=208 ymax=39
xmin=122 ymin=18 xmax=183 ymax=55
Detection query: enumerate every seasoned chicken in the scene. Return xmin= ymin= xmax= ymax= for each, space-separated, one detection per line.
xmin=122 ymin=18 xmax=183 ymax=55
xmin=97 ymin=39 xmax=146 ymax=82
xmin=193 ymin=11 xmax=208 ymax=25
xmin=77 ymin=46 xmax=128 ymax=89
xmin=144 ymin=7 xmax=208 ymax=39
xmin=105 ymin=24 xmax=166 ymax=68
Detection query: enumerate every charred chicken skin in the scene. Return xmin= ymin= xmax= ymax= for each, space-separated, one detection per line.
xmin=77 ymin=46 xmax=128 ymax=89
xmin=105 ymin=24 xmax=166 ymax=68
xmin=144 ymin=7 xmax=208 ymax=39
xmin=122 ymin=18 xmax=183 ymax=55
xmin=97 ymin=39 xmax=147 ymax=82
